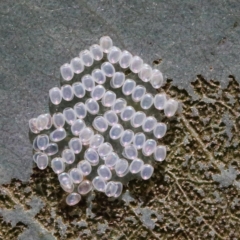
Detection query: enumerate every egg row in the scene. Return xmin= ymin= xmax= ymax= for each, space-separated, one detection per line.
xmin=64 ymin=180 xmax=123 ymax=206
xmin=30 ymin=100 xmax=168 ymax=142
xmin=60 ymin=36 xmax=163 ymax=90
xmin=38 ymin=153 xmax=155 ymax=182
xmin=49 ymin=72 xmax=178 ymax=116
xmin=31 ymin=113 xmax=166 ymax=150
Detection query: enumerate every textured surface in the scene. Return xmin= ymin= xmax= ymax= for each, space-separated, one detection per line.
xmin=0 ymin=0 xmax=240 ymax=239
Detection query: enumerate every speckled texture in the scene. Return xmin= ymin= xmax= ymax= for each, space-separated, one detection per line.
xmin=0 ymin=0 xmax=240 ymax=239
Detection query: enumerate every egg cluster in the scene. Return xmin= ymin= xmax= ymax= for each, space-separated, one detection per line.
xmin=29 ymin=36 xmax=178 ymax=206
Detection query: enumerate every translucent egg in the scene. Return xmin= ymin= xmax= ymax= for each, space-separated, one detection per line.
xmin=97 ymin=165 xmax=112 ymax=181
xmin=33 ymin=152 xmax=44 ymax=163
xmin=154 ymin=93 xmax=167 ymax=110
xmin=130 ymin=111 xmax=146 ymax=128
xmin=79 ymin=49 xmax=94 ymax=67
xmin=93 ymin=116 xmax=108 ymax=132
xmin=111 ymin=98 xmax=127 ymax=113
xmin=63 ymin=108 xmax=76 ymax=125
xmin=92 ymin=69 xmax=106 ymax=84
xmin=85 ymin=98 xmax=99 ymax=115
xmin=82 ymin=74 xmax=95 ymax=91
xmin=110 ymin=72 xmax=125 ymax=88
xmin=141 ymin=164 xmax=154 ymax=180
xmin=66 ymin=193 xmax=81 ymax=206
xmin=120 ymin=106 xmax=135 ymax=121
xmin=150 ymin=69 xmax=163 ymax=89
xmin=74 ymin=102 xmax=87 ymax=119
xmin=79 ymin=127 xmax=94 ymax=145
xmin=84 ymin=148 xmax=99 ymax=166
xmin=36 ymin=114 xmax=48 ymax=131
xmin=119 ymin=50 xmax=132 ymax=69
xmin=129 ymin=159 xmax=144 ymax=174
xmin=142 ymin=139 xmax=157 ymax=156
xmin=133 ymin=132 xmax=146 ymax=149
xmin=71 ymin=119 xmax=86 ymax=136
xmin=51 ymin=157 xmax=65 ymax=174
xmin=77 ymin=160 xmax=92 ymax=176
xmin=120 ymin=129 xmax=134 ymax=147
xmin=90 ymin=44 xmax=103 ymax=61
xmin=62 ymin=149 xmax=75 ymax=164
xmin=122 ymin=79 xmax=136 ymax=96
xmin=102 ymin=91 xmax=116 ymax=107
xmin=43 ymin=143 xmax=59 ymax=156
xmin=142 ymin=116 xmax=157 ymax=132
xmin=98 ymin=143 xmax=113 ymax=158
xmin=153 ymin=123 xmax=167 ymax=139
xmin=50 ymin=128 xmax=66 ymax=142
xmin=70 ymin=57 xmax=84 ymax=74
xmin=101 ymin=62 xmax=115 ymax=77
xmin=115 ymin=159 xmax=129 ymax=177
xmin=104 ymin=110 xmax=118 ymax=126
xmin=109 ymin=124 xmax=124 ymax=140
xmin=92 ymin=176 xmax=106 ymax=192
xmin=91 ymin=85 xmax=106 ymax=101
xmin=72 ymin=82 xmax=85 ymax=98
xmin=164 ymin=99 xmax=178 ymax=117
xmin=105 ymin=181 xmax=118 ymax=197
xmin=138 ymin=64 xmax=152 ymax=82
xmin=114 ymin=182 xmax=123 ymax=197
xmin=132 ymin=85 xmax=146 ymax=102
xmin=69 ymin=168 xmax=83 ymax=184
xmin=107 ymin=46 xmax=122 ymax=64
xmin=58 ymin=173 xmax=73 ymax=192
xmin=68 ymin=138 xmax=82 ymax=154
xmin=49 ymin=87 xmax=62 ymax=105
xmin=58 ymin=172 xmax=71 ymax=185
xmin=37 ymin=134 xmax=49 ymax=150
xmin=104 ymin=152 xmax=119 ymax=169
xmin=61 ymin=183 xmax=74 ymax=193
xmin=78 ymin=180 xmax=92 ymax=195
xmin=154 ymin=145 xmax=166 ymax=162
xmin=39 ymin=117 xmax=51 ymax=132
xmin=130 ymin=56 xmax=143 ymax=73
xmin=99 ymin=36 xmax=113 ymax=53
xmin=89 ymin=134 xmax=104 ymax=149
xmin=133 ymin=133 xmax=146 ymax=149
xmin=123 ymin=144 xmax=138 ymax=160
xmin=36 ymin=153 xmax=48 ymax=170
xmin=60 ymin=63 xmax=74 ymax=81
xmin=140 ymin=94 xmax=154 ymax=109
xmin=29 ymin=118 xmax=39 ymax=134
